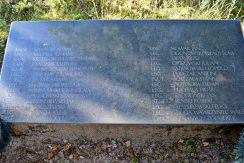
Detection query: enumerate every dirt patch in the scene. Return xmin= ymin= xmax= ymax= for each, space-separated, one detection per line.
xmin=0 ymin=124 xmax=242 ymax=162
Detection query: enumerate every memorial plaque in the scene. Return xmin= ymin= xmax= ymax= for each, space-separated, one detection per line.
xmin=0 ymin=20 xmax=244 ymax=124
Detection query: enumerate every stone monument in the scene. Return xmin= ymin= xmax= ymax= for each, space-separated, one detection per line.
xmin=0 ymin=20 xmax=243 ymax=124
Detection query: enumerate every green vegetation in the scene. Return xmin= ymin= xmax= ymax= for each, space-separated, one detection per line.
xmin=183 ymin=141 xmax=194 ymax=151
xmin=0 ymin=0 xmax=243 ymax=64
xmin=235 ymin=130 xmax=244 ymax=163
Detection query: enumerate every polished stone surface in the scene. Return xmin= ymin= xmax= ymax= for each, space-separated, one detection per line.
xmin=0 ymin=20 xmax=244 ymax=124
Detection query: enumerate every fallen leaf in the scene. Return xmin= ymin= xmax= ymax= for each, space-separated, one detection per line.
xmin=178 ymin=139 xmax=184 ymax=144
xmin=66 ymin=143 xmax=72 ymax=150
xmin=52 ymin=144 xmax=58 ymax=151
xmin=48 ymin=151 xmax=54 ymax=159
xmin=176 ymin=152 xmax=184 ymax=158
xmin=74 ymin=147 xmax=81 ymax=155
xmin=74 ymin=153 xmax=79 ymax=159
xmin=101 ymin=143 xmax=107 ymax=151
xmin=203 ymin=142 xmax=209 ymax=147
xmin=65 ymin=144 xmax=72 ymax=157
xmin=125 ymin=141 xmax=131 ymax=147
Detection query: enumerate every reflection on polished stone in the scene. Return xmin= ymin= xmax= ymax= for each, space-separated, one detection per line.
xmin=0 ymin=20 xmax=244 ymax=124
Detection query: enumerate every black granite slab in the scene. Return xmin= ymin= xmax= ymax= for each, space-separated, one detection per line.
xmin=0 ymin=20 xmax=244 ymax=124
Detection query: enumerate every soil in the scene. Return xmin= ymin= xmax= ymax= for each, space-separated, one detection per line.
xmin=0 ymin=124 xmax=242 ymax=162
